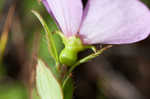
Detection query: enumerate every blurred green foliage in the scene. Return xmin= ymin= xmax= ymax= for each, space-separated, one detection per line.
xmin=0 ymin=82 xmax=40 ymax=99
xmin=0 ymin=82 xmax=28 ymax=99
xmin=0 ymin=0 xmax=4 ymax=13
xmin=142 ymin=0 xmax=150 ymax=8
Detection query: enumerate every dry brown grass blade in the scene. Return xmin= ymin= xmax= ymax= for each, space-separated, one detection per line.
xmin=0 ymin=4 xmax=15 ymax=61
xmin=28 ymin=32 xmax=40 ymax=99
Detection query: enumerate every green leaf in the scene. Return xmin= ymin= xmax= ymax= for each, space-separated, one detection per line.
xmin=36 ymin=59 xmax=63 ymax=99
xmin=32 ymin=10 xmax=59 ymax=66
xmin=39 ymin=32 xmax=56 ymax=74
xmin=38 ymin=31 xmax=64 ymax=77
xmin=53 ymin=33 xmax=64 ymax=56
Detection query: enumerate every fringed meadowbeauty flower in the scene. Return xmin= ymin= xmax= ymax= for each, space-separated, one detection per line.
xmin=42 ymin=0 xmax=150 ymax=66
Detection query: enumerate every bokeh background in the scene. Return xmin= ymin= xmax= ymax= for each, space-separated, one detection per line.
xmin=0 ymin=0 xmax=150 ymax=99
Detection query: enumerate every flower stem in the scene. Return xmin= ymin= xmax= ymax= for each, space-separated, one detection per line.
xmin=62 ymin=45 xmax=112 ymax=88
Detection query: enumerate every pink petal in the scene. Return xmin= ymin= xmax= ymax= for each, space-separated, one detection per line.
xmin=42 ymin=0 xmax=83 ymax=37
xmin=42 ymin=0 xmax=51 ymax=14
xmin=79 ymin=0 xmax=150 ymax=44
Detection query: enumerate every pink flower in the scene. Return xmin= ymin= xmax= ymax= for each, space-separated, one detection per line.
xmin=42 ymin=0 xmax=150 ymax=44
